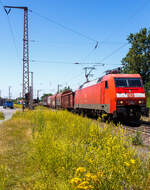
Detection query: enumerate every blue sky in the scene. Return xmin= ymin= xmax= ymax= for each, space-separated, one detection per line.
xmin=0 ymin=0 xmax=150 ymax=98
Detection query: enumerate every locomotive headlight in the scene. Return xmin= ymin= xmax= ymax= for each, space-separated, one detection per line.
xmin=117 ymin=100 xmax=124 ymax=105
xmin=138 ymin=100 xmax=145 ymax=104
xmin=120 ymin=100 xmax=124 ymax=104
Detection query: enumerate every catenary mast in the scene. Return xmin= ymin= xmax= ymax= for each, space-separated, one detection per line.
xmin=4 ymin=6 xmax=30 ymax=109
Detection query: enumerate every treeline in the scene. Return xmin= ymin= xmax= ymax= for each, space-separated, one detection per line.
xmin=122 ymin=28 xmax=150 ymax=93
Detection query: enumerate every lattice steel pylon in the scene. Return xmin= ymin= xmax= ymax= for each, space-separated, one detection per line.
xmin=4 ymin=6 xmax=30 ymax=109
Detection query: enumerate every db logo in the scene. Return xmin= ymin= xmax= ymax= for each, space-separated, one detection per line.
xmin=128 ymin=93 xmax=134 ymax=98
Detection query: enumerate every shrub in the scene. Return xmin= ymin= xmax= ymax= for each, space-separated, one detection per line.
xmin=132 ymin=131 xmax=143 ymax=145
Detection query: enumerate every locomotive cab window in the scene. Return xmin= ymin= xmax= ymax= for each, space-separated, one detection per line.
xmin=115 ymin=78 xmax=143 ymax=87
xmin=105 ymin=81 xmax=108 ymax=88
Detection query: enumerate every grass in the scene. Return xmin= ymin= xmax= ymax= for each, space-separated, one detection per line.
xmin=0 ymin=112 xmax=5 ymax=120
xmin=0 ymin=108 xmax=150 ymax=189
xmin=147 ymin=95 xmax=150 ymax=108
xmin=13 ymin=103 xmax=22 ymax=109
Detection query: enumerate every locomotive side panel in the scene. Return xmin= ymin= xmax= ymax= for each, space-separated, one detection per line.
xmin=74 ymin=83 xmax=101 ymax=110
xmin=100 ymin=77 xmax=116 ymax=114
xmin=99 ymin=80 xmax=110 ymax=113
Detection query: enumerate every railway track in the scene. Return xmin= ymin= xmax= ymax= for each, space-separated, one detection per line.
xmin=123 ymin=118 xmax=150 ymax=145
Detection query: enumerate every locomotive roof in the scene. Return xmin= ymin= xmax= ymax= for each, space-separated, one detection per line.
xmin=78 ymin=73 xmax=141 ymax=89
xmin=103 ymin=73 xmax=141 ymax=80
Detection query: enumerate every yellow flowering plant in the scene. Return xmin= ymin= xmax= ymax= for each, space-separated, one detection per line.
xmin=0 ymin=108 xmax=150 ymax=189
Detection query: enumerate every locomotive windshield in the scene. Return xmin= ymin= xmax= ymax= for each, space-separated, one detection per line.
xmin=115 ymin=78 xmax=143 ymax=87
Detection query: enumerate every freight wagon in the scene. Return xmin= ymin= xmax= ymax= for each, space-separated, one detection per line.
xmin=61 ymin=91 xmax=74 ymax=110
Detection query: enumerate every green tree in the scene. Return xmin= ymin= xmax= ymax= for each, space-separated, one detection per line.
xmin=41 ymin=93 xmax=53 ymax=101
xmin=59 ymin=86 xmax=72 ymax=93
xmin=122 ymin=28 xmax=150 ymax=92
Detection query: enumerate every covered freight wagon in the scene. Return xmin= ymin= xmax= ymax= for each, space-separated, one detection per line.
xmin=47 ymin=95 xmax=56 ymax=109
xmin=61 ymin=90 xmax=74 ymax=110
xmin=55 ymin=93 xmax=62 ymax=109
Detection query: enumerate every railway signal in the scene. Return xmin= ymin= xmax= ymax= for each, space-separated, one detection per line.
xmin=4 ymin=6 xmax=30 ymax=110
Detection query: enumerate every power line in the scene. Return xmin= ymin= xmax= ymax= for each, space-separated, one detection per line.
xmin=29 ymin=9 xmax=98 ymax=44
xmin=97 ymin=0 xmax=150 ymax=64
xmin=100 ymin=43 xmax=128 ymax=62
xmin=0 ymin=0 xmax=19 ymax=61
xmin=126 ymin=0 xmax=150 ymax=23
xmin=31 ymin=59 xmax=122 ymax=67
xmin=30 ymin=59 xmax=73 ymax=64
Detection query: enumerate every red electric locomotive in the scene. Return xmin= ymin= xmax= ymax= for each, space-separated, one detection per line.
xmin=74 ymin=74 xmax=149 ymax=121
xmin=44 ymin=73 xmax=148 ymax=122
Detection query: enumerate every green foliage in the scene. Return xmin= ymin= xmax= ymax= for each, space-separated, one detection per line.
xmin=122 ymin=28 xmax=150 ymax=92
xmin=41 ymin=93 xmax=53 ymax=101
xmin=0 ymin=112 xmax=4 ymax=120
xmin=59 ymin=86 xmax=72 ymax=93
xmin=147 ymin=93 xmax=150 ymax=108
xmin=132 ymin=131 xmax=143 ymax=145
xmin=0 ymin=109 xmax=150 ymax=189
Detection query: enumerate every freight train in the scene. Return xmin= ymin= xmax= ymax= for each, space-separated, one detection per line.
xmin=43 ymin=73 xmax=149 ymax=122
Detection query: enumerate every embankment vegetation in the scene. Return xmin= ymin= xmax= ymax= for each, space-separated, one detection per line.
xmin=147 ymin=94 xmax=150 ymax=108
xmin=0 ymin=112 xmax=4 ymax=120
xmin=0 ymin=108 xmax=150 ymax=190
xmin=13 ymin=103 xmax=22 ymax=109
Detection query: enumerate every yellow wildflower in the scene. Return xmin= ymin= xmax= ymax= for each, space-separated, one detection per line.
xmin=88 ymin=185 xmax=94 ymax=189
xmin=124 ymin=162 xmax=130 ymax=167
xmin=97 ymin=171 xmax=103 ymax=177
xmin=70 ymin=177 xmax=81 ymax=185
xmin=91 ymin=175 xmax=99 ymax=182
xmin=88 ymin=159 xmax=93 ymax=164
xmin=85 ymin=173 xmax=92 ymax=179
xmin=130 ymin=159 xmax=135 ymax=164
xmin=76 ymin=167 xmax=86 ymax=174
xmin=77 ymin=181 xmax=89 ymax=189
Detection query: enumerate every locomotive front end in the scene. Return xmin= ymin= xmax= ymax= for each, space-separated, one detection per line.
xmin=114 ymin=76 xmax=149 ymax=121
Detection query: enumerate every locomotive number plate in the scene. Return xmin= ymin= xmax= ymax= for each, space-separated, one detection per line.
xmin=127 ymin=93 xmax=134 ymax=98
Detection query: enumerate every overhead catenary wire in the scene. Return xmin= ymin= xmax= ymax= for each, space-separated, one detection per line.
xmin=95 ymin=0 xmax=150 ymax=64
xmin=29 ymin=8 xmax=99 ymax=64
xmin=29 ymin=7 xmax=131 ymax=66
xmin=100 ymin=0 xmax=150 ymax=47
xmin=0 ymin=0 xmax=20 ymax=63
xmin=99 ymin=43 xmax=128 ymax=62
xmin=30 ymin=59 xmax=106 ymax=65
xmin=29 ymin=9 xmax=99 ymax=46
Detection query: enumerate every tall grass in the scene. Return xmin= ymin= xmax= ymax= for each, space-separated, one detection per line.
xmin=147 ymin=95 xmax=150 ymax=108
xmin=0 ymin=108 xmax=150 ymax=189
xmin=13 ymin=103 xmax=22 ymax=109
xmin=0 ymin=112 xmax=4 ymax=120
